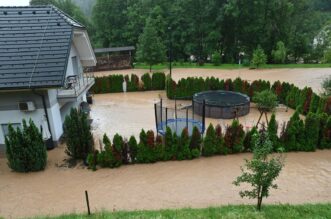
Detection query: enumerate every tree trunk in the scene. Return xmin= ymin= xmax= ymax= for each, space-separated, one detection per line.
xmin=256 ymin=185 xmax=262 ymax=211
xmin=149 ymin=64 xmax=152 ymax=72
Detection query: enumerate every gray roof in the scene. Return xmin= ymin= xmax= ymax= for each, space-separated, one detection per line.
xmin=0 ymin=5 xmax=84 ymax=90
xmin=94 ymin=46 xmax=135 ymax=53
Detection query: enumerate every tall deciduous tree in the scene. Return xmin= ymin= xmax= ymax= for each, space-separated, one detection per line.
xmin=136 ymin=17 xmax=166 ymax=72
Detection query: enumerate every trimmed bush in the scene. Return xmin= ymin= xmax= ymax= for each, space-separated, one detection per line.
xmin=215 ymin=124 xmax=227 ymax=154
xmin=5 ymin=119 xmax=47 ymax=172
xmin=177 ymin=128 xmax=192 ymax=160
xmin=320 ymin=116 xmax=331 ymax=149
xmin=251 ymin=45 xmax=267 ymax=68
xmin=243 ymin=126 xmax=258 ymax=152
xmin=211 ymin=51 xmax=221 ymax=66
xmin=164 ymin=126 xmax=174 ymax=160
xmin=253 ymin=90 xmax=278 ymax=112
xmin=141 ymin=73 xmax=152 ymax=90
xmin=224 ymin=120 xmax=245 ymax=153
xmin=64 ymin=108 xmax=94 ymax=160
xmin=151 ymin=72 xmax=166 ymax=90
xmin=97 ymin=134 xmax=120 ymax=168
xmin=202 ymin=124 xmax=217 ymax=156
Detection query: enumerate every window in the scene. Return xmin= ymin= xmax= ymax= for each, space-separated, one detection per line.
xmin=72 ymin=56 xmax=79 ymax=75
xmin=1 ymin=123 xmax=21 ymax=137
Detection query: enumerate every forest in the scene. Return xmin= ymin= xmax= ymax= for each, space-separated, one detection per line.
xmin=30 ymin=0 xmax=331 ymax=65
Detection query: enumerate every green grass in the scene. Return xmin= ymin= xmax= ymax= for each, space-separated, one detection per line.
xmin=34 ymin=203 xmax=331 ymax=219
xmin=134 ymin=62 xmax=331 ymax=70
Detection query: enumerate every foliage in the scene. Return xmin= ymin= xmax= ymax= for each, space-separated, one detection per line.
xmin=64 ymin=108 xmax=94 ymax=160
xmin=243 ymin=127 xmax=258 ymax=152
xmin=272 ymin=41 xmax=287 ymax=64
xmin=251 ymin=45 xmax=267 ymax=68
xmin=177 ymin=128 xmax=192 ymax=160
xmin=322 ymin=76 xmax=331 ymax=97
xmin=267 ymin=113 xmax=281 ymax=151
xmin=303 ymin=113 xmax=320 ymax=151
xmin=202 ymin=124 xmax=217 ymax=156
xmin=136 ymin=17 xmax=166 ymax=72
xmin=233 ymin=131 xmax=284 ymax=211
xmin=151 ymin=72 xmax=166 ymax=90
xmin=189 ymin=126 xmax=201 ymax=154
xmin=320 ymin=116 xmax=331 ymax=149
xmin=281 ymin=110 xmax=305 ymax=151
xmin=87 ymin=150 xmax=99 ymax=171
xmin=97 ymin=134 xmax=120 ymax=168
xmin=141 ymin=73 xmax=152 ymax=91
xmin=224 ymin=120 xmax=245 ymax=153
xmin=128 ymin=136 xmax=138 ymax=162
xmin=211 ymin=51 xmax=221 ymax=66
xmin=253 ymin=90 xmax=278 ymax=112
xmin=5 ymin=119 xmax=47 ymax=172
xmin=323 ymin=48 xmax=331 ymax=63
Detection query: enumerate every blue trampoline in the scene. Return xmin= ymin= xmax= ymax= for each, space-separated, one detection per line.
xmin=154 ymin=99 xmax=205 ymax=136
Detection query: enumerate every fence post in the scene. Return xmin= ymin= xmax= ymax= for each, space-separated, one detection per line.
xmin=85 ymin=190 xmax=91 ymax=215
xmin=202 ymin=100 xmax=206 ymax=134
xmin=186 ymin=107 xmax=188 ymax=130
xmin=154 ymin=103 xmax=158 ymax=133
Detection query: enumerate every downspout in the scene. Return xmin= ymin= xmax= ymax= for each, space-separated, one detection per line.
xmin=32 ymin=89 xmax=54 ymax=150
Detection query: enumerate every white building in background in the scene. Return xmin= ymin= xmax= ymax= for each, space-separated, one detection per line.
xmin=0 ymin=5 xmax=96 ymax=151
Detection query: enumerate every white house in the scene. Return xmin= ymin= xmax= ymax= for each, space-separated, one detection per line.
xmin=0 ymin=5 xmax=96 ymax=152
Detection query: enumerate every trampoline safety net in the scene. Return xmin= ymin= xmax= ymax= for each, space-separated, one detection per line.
xmin=155 ymin=99 xmax=205 ymax=136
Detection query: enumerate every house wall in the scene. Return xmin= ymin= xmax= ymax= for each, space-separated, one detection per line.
xmin=66 ymin=44 xmax=83 ymax=78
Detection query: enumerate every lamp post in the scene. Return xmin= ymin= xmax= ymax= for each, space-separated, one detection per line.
xmin=168 ymin=26 xmax=172 ymax=78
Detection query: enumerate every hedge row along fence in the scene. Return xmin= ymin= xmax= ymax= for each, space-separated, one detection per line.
xmin=166 ymin=75 xmax=331 ymax=115
xmin=91 ymin=72 xmax=166 ymax=93
xmin=87 ymin=112 xmax=331 ymax=170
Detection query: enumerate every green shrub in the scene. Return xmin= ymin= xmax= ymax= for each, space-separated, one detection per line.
xmin=189 ymin=126 xmax=201 ymax=155
xmin=251 ymin=45 xmax=267 ymax=68
xmin=211 ymin=51 xmax=221 ymax=66
xmin=253 ymin=90 xmax=278 ymax=112
xmin=323 ymin=48 xmax=331 ymax=64
xmin=151 ymin=72 xmax=166 ymax=90
xmin=128 ymin=136 xmax=138 ymax=162
xmin=281 ymin=110 xmax=305 ymax=151
xmin=136 ymin=129 xmax=156 ymax=163
xmin=64 ymin=108 xmax=94 ymax=160
xmin=304 ymin=113 xmax=320 ymax=151
xmin=224 ymin=120 xmax=245 ymax=153
xmin=268 ymin=113 xmax=281 ymax=151
xmin=87 ymin=150 xmax=99 ymax=171
xmin=5 ymin=119 xmax=47 ymax=172
xmin=177 ymin=128 xmax=191 ymax=160
xmin=113 ymin=134 xmax=124 ymax=164
xmin=272 ymin=41 xmax=287 ymax=64
xmin=164 ymin=127 xmax=174 ymax=160
xmin=320 ymin=116 xmax=331 ymax=149
xmin=243 ymin=126 xmax=258 ymax=152
xmin=141 ymin=73 xmax=152 ymax=90
xmin=128 ymin=74 xmax=139 ymax=91
xmin=215 ymin=124 xmax=227 ymax=154
xmin=97 ymin=134 xmax=121 ymax=168
xmin=202 ymin=124 xmax=217 ymax=156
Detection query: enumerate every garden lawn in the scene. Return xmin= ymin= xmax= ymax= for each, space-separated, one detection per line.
xmin=34 ymin=204 xmax=331 ymax=219
xmin=134 ymin=62 xmax=331 ymax=70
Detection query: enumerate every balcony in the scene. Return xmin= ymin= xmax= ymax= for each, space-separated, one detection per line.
xmin=57 ymin=72 xmax=95 ymax=99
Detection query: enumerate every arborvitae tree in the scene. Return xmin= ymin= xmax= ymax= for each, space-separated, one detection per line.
xmin=97 ymin=133 xmax=118 ymax=168
xmin=304 ymin=113 xmax=320 ymax=151
xmin=164 ymin=127 xmax=173 ymax=160
xmin=64 ymin=108 xmax=94 ymax=159
xmin=224 ymin=120 xmax=245 ymax=153
xmin=281 ymin=110 xmax=304 ymax=151
xmin=5 ymin=119 xmax=47 ymax=172
xmin=215 ymin=124 xmax=226 ymax=155
xmin=233 ymin=78 xmax=243 ymax=93
xmin=141 ymin=73 xmax=152 ymax=90
xmin=234 ymin=131 xmax=284 ymax=211
xmin=177 ymin=128 xmax=191 ymax=160
xmin=136 ymin=17 xmax=166 ymax=72
xmin=202 ymin=124 xmax=217 ymax=156
xmin=189 ymin=126 xmax=201 ymax=158
xmin=267 ymin=113 xmax=281 ymax=151
xmin=320 ymin=116 xmax=331 ymax=149
xmin=243 ymin=126 xmax=258 ymax=152
xmin=113 ymin=134 xmax=124 ymax=164
xmin=309 ymin=94 xmax=320 ymax=113
xmin=171 ymin=132 xmax=178 ymax=160
xmin=211 ymin=51 xmax=221 ymax=66
xmin=251 ymin=45 xmax=267 ymax=68
xmin=128 ymin=135 xmax=138 ymax=162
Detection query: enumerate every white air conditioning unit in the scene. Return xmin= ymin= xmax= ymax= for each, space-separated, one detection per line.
xmin=18 ymin=101 xmax=36 ymax=112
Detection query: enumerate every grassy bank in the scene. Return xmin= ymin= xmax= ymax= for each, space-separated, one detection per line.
xmin=35 ymin=204 xmax=331 ymax=219
xmin=134 ymin=62 xmax=331 ymax=70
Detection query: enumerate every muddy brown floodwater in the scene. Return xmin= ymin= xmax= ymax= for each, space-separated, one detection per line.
xmin=0 ymin=68 xmax=331 ymax=218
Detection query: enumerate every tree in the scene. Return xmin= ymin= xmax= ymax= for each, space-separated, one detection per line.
xmin=267 ymin=113 xmax=281 ymax=151
xmin=322 ymin=76 xmax=331 ymax=97
xmin=253 ymin=90 xmax=278 ymax=126
xmin=224 ymin=120 xmax=245 ymax=153
xmin=323 ymin=48 xmax=331 ymax=63
xmin=233 ymin=131 xmax=284 ymax=211
xmin=64 ymin=108 xmax=94 ymax=159
xmin=189 ymin=126 xmax=202 ymax=158
xmin=281 ymin=110 xmax=305 ymax=151
xmin=202 ymin=124 xmax=217 ymax=156
xmin=136 ymin=17 xmax=166 ymax=72
xmin=304 ymin=113 xmax=320 ymax=151
xmin=5 ymin=119 xmax=47 ymax=172
xmin=272 ymin=41 xmax=287 ymax=64
xmin=211 ymin=51 xmax=221 ymax=66
xmin=251 ymin=45 xmax=267 ymax=68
